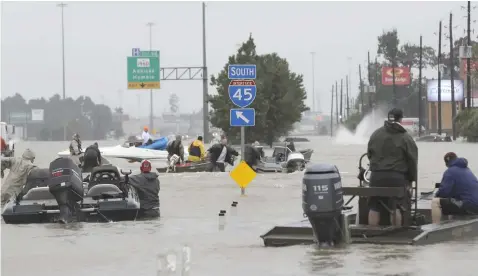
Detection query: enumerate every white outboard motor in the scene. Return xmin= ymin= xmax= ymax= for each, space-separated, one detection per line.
xmin=166 ymin=154 xmax=180 ymax=173
xmin=302 ymin=163 xmax=345 ymax=246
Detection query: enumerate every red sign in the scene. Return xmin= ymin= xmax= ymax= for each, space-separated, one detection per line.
xmin=460 ymin=58 xmax=478 ymax=80
xmin=381 ymin=67 xmax=411 ymax=86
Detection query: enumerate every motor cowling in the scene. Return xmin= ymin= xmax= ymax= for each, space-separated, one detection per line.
xmin=302 ymin=163 xmax=345 ymax=246
xmin=48 ymin=157 xmax=84 ymax=223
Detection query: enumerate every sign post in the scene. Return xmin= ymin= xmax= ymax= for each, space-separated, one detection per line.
xmin=227 ymin=64 xmax=257 ymax=195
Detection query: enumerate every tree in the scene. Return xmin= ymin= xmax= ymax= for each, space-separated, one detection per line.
xmin=169 ymin=93 xmax=179 ymax=113
xmin=209 ymin=34 xmax=309 ymax=146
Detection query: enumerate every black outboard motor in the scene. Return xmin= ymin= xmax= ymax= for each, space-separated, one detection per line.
xmin=302 ymin=163 xmax=345 ymax=246
xmin=48 ymin=157 xmax=84 ymax=223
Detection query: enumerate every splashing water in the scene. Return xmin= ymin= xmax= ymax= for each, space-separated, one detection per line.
xmin=334 ymin=109 xmax=387 ymax=145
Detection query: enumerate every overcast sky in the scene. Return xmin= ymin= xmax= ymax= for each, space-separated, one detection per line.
xmin=1 ymin=1 xmax=476 ymax=117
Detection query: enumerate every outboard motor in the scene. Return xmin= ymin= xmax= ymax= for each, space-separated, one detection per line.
xmin=302 ymin=163 xmax=345 ymax=246
xmin=48 ymin=157 xmax=84 ymax=223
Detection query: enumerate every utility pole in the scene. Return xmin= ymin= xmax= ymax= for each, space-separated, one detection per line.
xmin=438 ymin=20 xmax=443 ymax=135
xmin=335 ymin=81 xmax=339 ymax=125
xmin=346 ymin=75 xmax=350 ymax=118
xmin=311 ymin=52 xmax=316 ymax=112
xmin=137 ymin=94 xmax=141 ymax=118
xmin=450 ymin=13 xmax=457 ymax=140
xmin=418 ymin=35 xmax=423 ymax=138
xmin=359 ymin=64 xmax=364 ymax=116
xmin=467 ymin=1 xmax=472 ymax=109
xmin=340 ymin=79 xmax=343 ymax=123
xmin=202 ymin=2 xmax=210 ymax=142
xmin=330 ymin=85 xmax=334 ymax=137
xmin=57 ymin=2 xmax=67 ymax=141
xmin=392 ymin=57 xmax=397 ymax=106
xmin=146 ymin=22 xmax=155 ymax=132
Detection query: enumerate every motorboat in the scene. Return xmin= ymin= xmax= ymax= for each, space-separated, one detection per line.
xmin=2 ymin=161 xmax=142 ymax=224
xmin=156 ymin=154 xmax=236 ymax=173
xmin=260 ymin=153 xmax=478 ymax=246
xmin=57 ymin=137 xmax=189 ymax=163
xmin=255 ymin=146 xmax=309 ymax=173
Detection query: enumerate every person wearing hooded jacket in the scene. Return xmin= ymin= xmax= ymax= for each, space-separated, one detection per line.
xmin=244 ymin=141 xmax=262 ymax=170
xmin=207 ymin=136 xmax=239 ymax=172
xmin=1 ymin=149 xmax=37 ymax=205
xmin=431 ymin=152 xmax=478 ymax=223
xmin=128 ymin=160 xmax=160 ymax=218
xmin=366 ymin=108 xmax=418 ymax=227
xmin=167 ymin=135 xmax=185 ymax=164
xmin=82 ymin=142 xmax=102 ymax=171
xmin=188 ymin=136 xmax=206 ymax=162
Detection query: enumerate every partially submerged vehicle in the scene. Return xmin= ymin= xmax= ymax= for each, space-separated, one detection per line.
xmin=2 ymin=160 xmax=141 ymax=224
xmin=416 ymin=135 xmax=452 ymax=142
xmin=256 ymin=146 xmax=311 ymax=173
xmin=260 ymin=153 xmax=478 ymax=246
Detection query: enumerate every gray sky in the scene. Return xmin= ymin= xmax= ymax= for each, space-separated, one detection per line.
xmin=1 ymin=1 xmax=476 ymax=117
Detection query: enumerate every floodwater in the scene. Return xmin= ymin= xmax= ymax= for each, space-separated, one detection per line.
xmin=2 ymin=136 xmax=478 ymax=276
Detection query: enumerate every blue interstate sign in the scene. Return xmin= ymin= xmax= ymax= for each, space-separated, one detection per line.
xmin=132 ymin=48 xmax=141 ymax=56
xmin=228 ymin=64 xmax=257 ymax=80
xmin=228 ymin=80 xmax=257 ymax=108
xmin=230 ymin=108 xmax=255 ymax=127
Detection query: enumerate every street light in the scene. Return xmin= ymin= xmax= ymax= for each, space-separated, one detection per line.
xmin=57 ymin=2 xmax=67 ymax=140
xmin=146 ymin=22 xmax=155 ymax=132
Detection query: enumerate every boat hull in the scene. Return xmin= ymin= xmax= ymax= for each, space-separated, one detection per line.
xmin=156 ymin=161 xmax=211 ymax=173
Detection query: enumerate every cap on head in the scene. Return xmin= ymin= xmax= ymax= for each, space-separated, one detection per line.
xmin=22 ymin=148 xmax=35 ymax=161
xmin=93 ymin=142 xmax=99 ymax=147
xmin=253 ymin=141 xmax=260 ymax=147
xmin=387 ymin=108 xmax=404 ymax=122
xmin=140 ymin=159 xmax=152 ymax=173
xmin=73 ymin=133 xmax=80 ymax=139
xmin=144 ymin=126 xmax=149 ymax=132
xmin=444 ymin=152 xmax=457 ymax=166
xmin=197 ymin=136 xmax=203 ymax=141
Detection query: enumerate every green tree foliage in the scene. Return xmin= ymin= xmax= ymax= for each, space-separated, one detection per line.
xmin=1 ymin=93 xmax=121 ymax=141
xmin=455 ymin=109 xmax=478 ymax=142
xmin=209 ymin=35 xmax=309 ymax=146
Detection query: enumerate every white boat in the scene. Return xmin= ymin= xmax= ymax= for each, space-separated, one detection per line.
xmin=58 ymin=139 xmax=189 ymax=163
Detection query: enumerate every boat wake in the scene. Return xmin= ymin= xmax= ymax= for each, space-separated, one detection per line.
xmin=334 ymin=109 xmax=387 ymax=145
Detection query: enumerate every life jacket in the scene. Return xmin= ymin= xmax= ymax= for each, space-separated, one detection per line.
xmin=189 ymin=140 xmax=202 ymax=157
xmin=0 ymin=137 xmax=6 ymax=151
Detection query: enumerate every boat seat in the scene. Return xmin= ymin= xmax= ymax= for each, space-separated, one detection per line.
xmin=86 ymin=184 xmax=123 ymax=198
xmin=22 ymin=187 xmax=55 ymax=200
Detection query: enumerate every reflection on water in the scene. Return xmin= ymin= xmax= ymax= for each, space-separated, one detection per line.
xmin=2 ymin=138 xmax=478 ymax=275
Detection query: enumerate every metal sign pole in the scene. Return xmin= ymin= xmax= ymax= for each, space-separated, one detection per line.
xmin=240 ymin=126 xmax=246 ymax=195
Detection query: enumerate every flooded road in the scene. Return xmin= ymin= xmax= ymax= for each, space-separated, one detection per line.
xmin=2 ymin=136 xmax=478 ymax=276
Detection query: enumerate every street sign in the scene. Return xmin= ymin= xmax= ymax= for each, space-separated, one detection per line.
xmin=140 ymin=50 xmax=160 ymax=57
xmin=228 ymin=80 xmax=257 ymax=108
xmin=230 ymin=108 xmax=255 ymax=127
xmin=127 ymin=56 xmax=161 ymax=89
xmin=132 ymin=48 xmax=141 ymax=56
xmin=228 ymin=64 xmax=257 ymax=80
xmin=229 ymin=160 xmax=257 ymax=189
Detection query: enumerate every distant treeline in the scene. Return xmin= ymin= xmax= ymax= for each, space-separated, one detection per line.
xmin=1 ymin=93 xmax=125 ymax=141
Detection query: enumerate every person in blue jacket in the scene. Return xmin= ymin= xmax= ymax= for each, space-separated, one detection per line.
xmin=431 ymin=152 xmax=478 ymax=223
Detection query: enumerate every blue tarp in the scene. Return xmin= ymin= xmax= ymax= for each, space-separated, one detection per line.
xmin=138 ymin=137 xmax=169 ymax=150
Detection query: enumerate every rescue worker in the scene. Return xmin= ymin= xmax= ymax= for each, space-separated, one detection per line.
xmin=207 ymin=135 xmax=239 ymax=172
xmin=82 ymin=142 xmax=102 ymax=171
xmin=188 ymin=136 xmax=206 ymax=162
xmin=431 ymin=152 xmax=478 ymax=223
xmin=244 ymin=141 xmax=262 ymax=170
xmin=1 ymin=149 xmax=37 ymax=205
xmin=142 ymin=126 xmax=151 ymax=145
xmin=167 ymin=135 xmax=185 ymax=164
xmin=128 ymin=160 xmax=160 ymax=218
xmin=69 ymin=133 xmax=82 ymax=165
xmin=366 ymin=108 xmax=418 ymax=227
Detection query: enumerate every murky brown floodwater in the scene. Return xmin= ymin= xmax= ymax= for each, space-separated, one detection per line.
xmin=2 ymin=136 xmax=478 ymax=276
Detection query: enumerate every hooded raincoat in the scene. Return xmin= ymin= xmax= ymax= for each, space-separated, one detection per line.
xmin=1 ymin=149 xmax=37 ymax=205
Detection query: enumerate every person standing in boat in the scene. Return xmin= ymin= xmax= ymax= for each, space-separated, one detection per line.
xmin=431 ymin=152 xmax=478 ymax=223
xmin=69 ymin=133 xmax=82 ymax=165
xmin=128 ymin=160 xmax=160 ymax=218
xmin=244 ymin=141 xmax=262 ymax=171
xmin=82 ymin=142 xmax=102 ymax=171
xmin=167 ymin=135 xmax=185 ymax=164
xmin=366 ymin=108 xmax=418 ymax=227
xmin=141 ymin=126 xmax=151 ymax=145
xmin=188 ymin=136 xmax=206 ymax=162
xmin=1 ymin=149 xmax=37 ymax=205
xmin=207 ymin=135 xmax=239 ymax=172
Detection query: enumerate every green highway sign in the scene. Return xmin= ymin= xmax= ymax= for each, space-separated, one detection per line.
xmin=127 ymin=54 xmax=160 ymax=89
xmin=140 ymin=50 xmax=159 ymax=57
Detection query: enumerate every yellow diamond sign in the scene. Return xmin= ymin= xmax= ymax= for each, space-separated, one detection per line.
xmin=230 ymin=161 xmax=257 ymax=188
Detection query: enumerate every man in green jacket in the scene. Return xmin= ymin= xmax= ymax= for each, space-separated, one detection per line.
xmin=366 ymin=108 xmax=418 ymax=227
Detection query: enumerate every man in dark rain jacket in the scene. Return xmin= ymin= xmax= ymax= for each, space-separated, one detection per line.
xmin=207 ymin=135 xmax=239 ymax=172
xmin=128 ymin=160 xmax=160 ymax=218
xmin=366 ymin=108 xmax=418 ymax=227
xmin=82 ymin=142 xmax=102 ymax=171
xmin=244 ymin=141 xmax=262 ymax=170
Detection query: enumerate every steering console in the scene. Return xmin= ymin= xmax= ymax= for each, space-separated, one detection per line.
xmin=358 ymin=153 xmax=371 ymax=186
